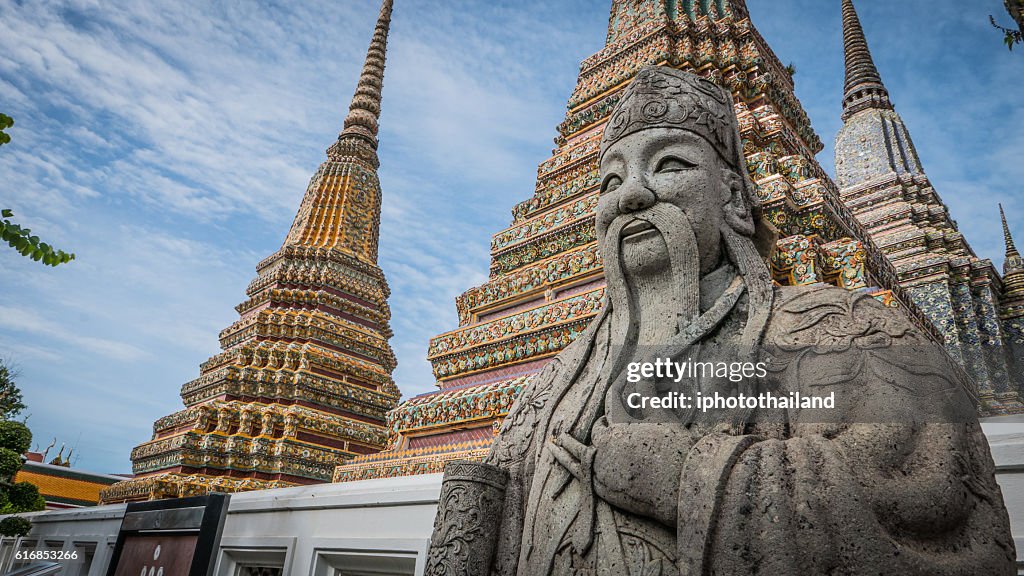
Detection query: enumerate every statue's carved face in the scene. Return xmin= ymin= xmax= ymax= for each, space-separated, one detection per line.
xmin=597 ymin=127 xmax=731 ymax=276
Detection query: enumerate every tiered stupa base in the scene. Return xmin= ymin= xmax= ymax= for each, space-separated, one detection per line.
xmin=334 ymin=376 xmax=525 ymax=482
xmin=98 ymin=473 xmax=294 ymax=504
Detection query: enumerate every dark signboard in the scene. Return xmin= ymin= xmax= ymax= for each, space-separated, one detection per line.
xmin=105 ymin=493 xmax=229 ymax=576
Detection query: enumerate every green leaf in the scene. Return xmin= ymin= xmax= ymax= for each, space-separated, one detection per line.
xmin=0 ymin=194 xmax=75 ymax=266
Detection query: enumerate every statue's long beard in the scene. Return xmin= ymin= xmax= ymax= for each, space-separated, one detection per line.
xmin=598 ymin=203 xmax=775 ymax=424
xmin=600 ymin=203 xmax=702 ymax=389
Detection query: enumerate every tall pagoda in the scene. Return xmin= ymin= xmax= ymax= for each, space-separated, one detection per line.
xmin=101 ymin=0 xmax=400 ymax=503
xmin=335 ymin=0 xmax=948 ymax=482
xmin=834 ymin=0 xmax=1024 ymax=412
xmin=999 ymin=206 xmax=1024 ymax=388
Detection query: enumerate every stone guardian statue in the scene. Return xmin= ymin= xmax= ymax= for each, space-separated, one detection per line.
xmin=426 ymin=66 xmax=1016 ymax=576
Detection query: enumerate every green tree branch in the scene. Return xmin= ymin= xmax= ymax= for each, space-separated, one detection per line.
xmin=0 ymin=114 xmax=76 ymax=266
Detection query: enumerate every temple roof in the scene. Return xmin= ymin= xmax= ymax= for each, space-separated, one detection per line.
xmin=834 ymin=0 xmax=923 ymax=189
xmin=107 ymin=0 xmax=401 ymax=504
xmin=284 ymin=0 xmax=395 ymax=259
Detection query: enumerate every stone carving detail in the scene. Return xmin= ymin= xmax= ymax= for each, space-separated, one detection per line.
xmin=426 ymin=66 xmax=1016 ymax=575
xmin=426 ymin=461 xmax=508 ymax=576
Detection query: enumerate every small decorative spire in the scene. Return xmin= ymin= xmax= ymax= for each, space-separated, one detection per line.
xmin=339 ymin=0 xmax=393 ymax=150
xmin=1001 ymin=204 xmax=1023 ymax=274
xmin=841 ymin=0 xmax=893 ymax=120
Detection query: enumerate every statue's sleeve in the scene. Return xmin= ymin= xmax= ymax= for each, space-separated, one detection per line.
xmin=425 ymin=356 xmax=565 ymax=576
xmin=484 ymin=355 xmax=565 ymax=576
xmin=676 ymin=289 xmax=1017 ymax=576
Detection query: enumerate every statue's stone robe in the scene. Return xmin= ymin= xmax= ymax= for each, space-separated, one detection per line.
xmin=481 ymin=284 xmax=1016 ymax=576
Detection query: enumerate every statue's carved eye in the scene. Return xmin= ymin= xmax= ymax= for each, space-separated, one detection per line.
xmin=601 ymin=174 xmax=623 ymax=194
xmin=656 ymin=156 xmax=697 ymax=173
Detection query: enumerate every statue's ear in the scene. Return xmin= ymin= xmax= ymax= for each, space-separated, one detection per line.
xmin=720 ymin=169 xmax=755 ymax=236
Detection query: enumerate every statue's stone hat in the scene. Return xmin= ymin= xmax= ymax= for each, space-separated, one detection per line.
xmin=600 ymin=66 xmax=740 ymax=171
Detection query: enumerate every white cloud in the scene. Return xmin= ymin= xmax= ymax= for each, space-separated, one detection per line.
xmin=0 ymin=306 xmax=149 ymax=362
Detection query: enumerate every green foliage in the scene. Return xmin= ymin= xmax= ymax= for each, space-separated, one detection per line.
xmin=0 ymin=448 xmax=21 ymax=480
xmin=0 ymin=516 xmax=32 ymax=538
xmin=0 ymin=367 xmax=40 ymax=535
xmin=1006 ymin=29 xmax=1023 ymax=49
xmin=0 ymin=362 xmax=26 ymax=420
xmin=0 ymin=113 xmax=76 ymax=266
xmin=6 ymin=482 xmax=44 ymax=513
xmin=0 ymin=210 xmax=76 ymax=266
xmin=0 ymin=421 xmax=31 ymax=454
xmin=0 ymin=114 xmax=11 ymax=146
xmin=991 ymin=15 xmax=1023 ymax=50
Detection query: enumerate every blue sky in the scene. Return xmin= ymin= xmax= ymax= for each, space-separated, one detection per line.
xmin=0 ymin=0 xmax=1020 ymax=474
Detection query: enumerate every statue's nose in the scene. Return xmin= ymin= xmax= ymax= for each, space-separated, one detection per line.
xmin=617 ymin=182 xmax=657 ymax=214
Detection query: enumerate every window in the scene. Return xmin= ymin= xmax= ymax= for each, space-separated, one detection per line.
xmin=0 ymin=538 xmax=18 ymax=571
xmin=236 ymin=567 xmax=283 ymax=576
xmin=68 ymin=541 xmax=97 ymax=576
xmin=216 ymin=544 xmax=289 ymax=576
xmin=12 ymin=540 xmax=36 ymax=567
xmin=315 ymin=550 xmax=417 ymax=576
xmin=309 ymin=538 xmax=427 ymax=576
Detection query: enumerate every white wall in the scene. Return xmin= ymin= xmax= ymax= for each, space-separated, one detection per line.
xmin=2 ymin=473 xmax=443 ymax=576
xmin=983 ymin=415 xmax=1024 ymax=571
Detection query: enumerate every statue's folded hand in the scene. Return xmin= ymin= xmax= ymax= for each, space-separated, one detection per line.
xmin=547 ymin=432 xmax=596 ymax=491
xmin=588 ymin=416 xmax=694 ymax=527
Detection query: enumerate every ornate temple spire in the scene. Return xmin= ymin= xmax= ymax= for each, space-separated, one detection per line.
xmin=834 ymin=0 xmax=921 ymax=189
xmin=841 ymin=0 xmax=893 ymax=120
xmin=287 ymin=0 xmax=395 ymax=259
xmin=1002 ymin=204 xmax=1023 ymax=274
xmin=1001 ymin=204 xmax=1024 ymax=301
xmin=336 ymin=0 xmax=393 ymax=152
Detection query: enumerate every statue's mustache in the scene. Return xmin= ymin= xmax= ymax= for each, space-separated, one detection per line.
xmin=600 ymin=201 xmax=701 ymax=328
xmin=598 ymin=202 xmax=695 ymax=253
